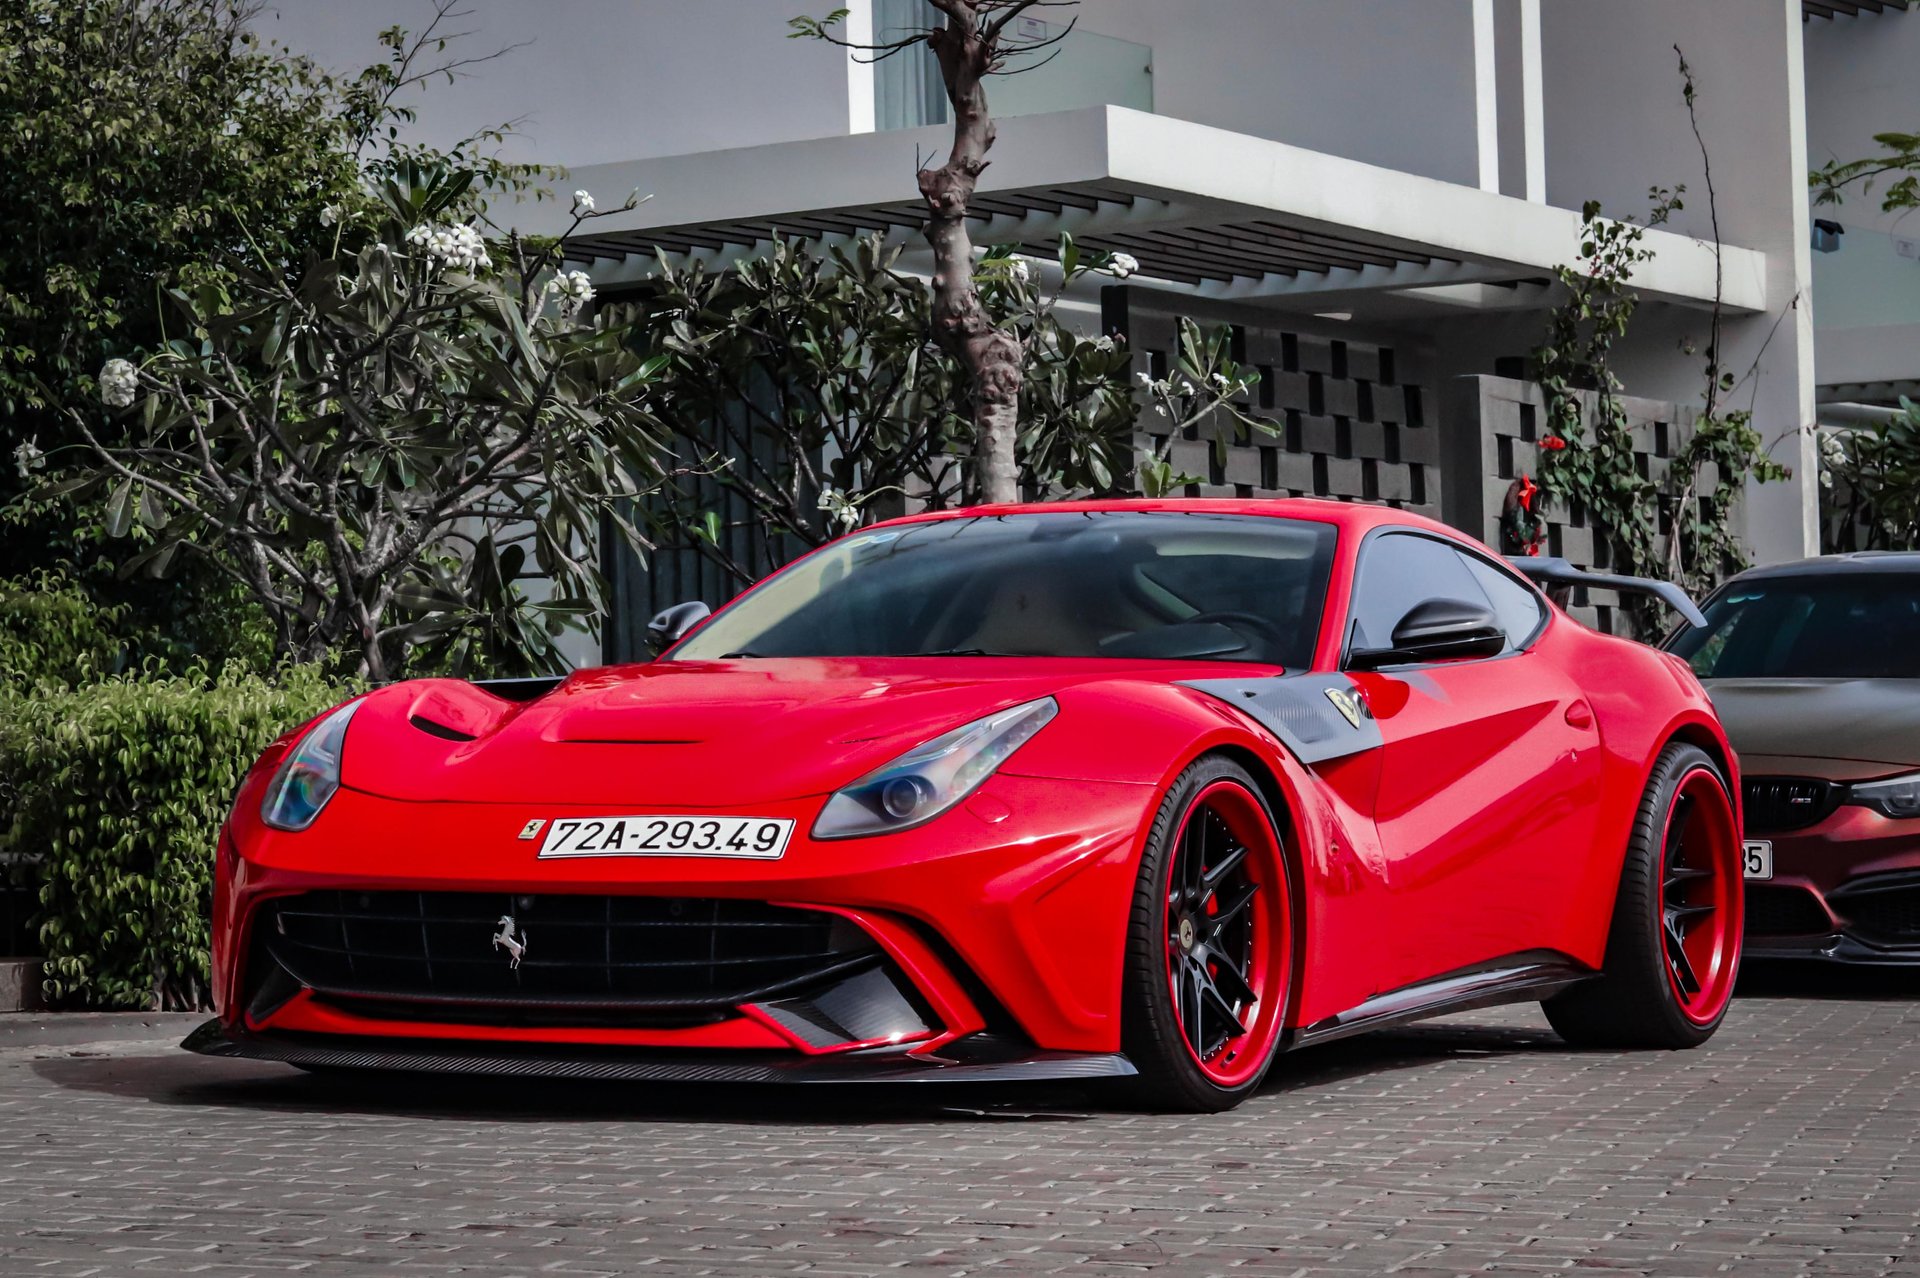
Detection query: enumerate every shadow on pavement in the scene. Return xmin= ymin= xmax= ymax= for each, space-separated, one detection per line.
xmin=28 ymin=1017 xmax=1565 ymax=1124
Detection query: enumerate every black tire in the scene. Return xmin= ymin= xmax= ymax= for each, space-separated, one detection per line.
xmin=1543 ymin=741 xmax=1741 ymax=1049
xmin=1121 ymin=756 xmax=1293 ymax=1112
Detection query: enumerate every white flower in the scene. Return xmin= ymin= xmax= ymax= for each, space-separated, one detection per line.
xmin=1107 ymin=252 xmax=1139 ymax=279
xmin=1136 ymin=371 xmax=1154 ymax=388
xmin=13 ymin=436 xmax=45 ymax=481
xmin=544 ymin=268 xmax=596 ymax=317
xmin=320 ymin=203 xmax=344 ymax=227
xmin=99 ymin=358 xmax=138 ymax=408
xmin=1092 ymin=335 xmax=1115 ymax=353
xmin=405 ymin=221 xmax=492 ymax=273
xmin=1010 ymin=258 xmax=1032 ymax=283
xmin=573 ymin=189 xmax=596 ymax=213
xmin=817 ymin=486 xmax=860 ymax=531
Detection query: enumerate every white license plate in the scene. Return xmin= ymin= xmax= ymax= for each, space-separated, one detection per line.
xmin=537 ymin=815 xmax=793 ymax=860
xmin=1743 ymin=839 xmax=1774 ymax=881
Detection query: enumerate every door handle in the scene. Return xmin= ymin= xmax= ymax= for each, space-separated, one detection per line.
xmin=1564 ymin=700 xmax=1594 ymax=729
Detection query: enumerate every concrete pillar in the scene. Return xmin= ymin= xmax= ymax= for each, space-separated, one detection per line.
xmin=1541 ymin=0 xmax=1819 ymax=564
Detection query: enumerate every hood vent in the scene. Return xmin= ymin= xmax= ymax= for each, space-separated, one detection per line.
xmin=409 ymin=714 xmax=477 ymax=743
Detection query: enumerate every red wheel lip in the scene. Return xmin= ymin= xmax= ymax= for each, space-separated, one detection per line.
xmin=1161 ymin=780 xmax=1291 ymax=1088
xmin=1660 ymin=766 xmax=1743 ymax=1026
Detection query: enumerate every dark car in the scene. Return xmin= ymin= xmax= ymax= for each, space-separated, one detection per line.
xmin=1667 ymin=552 xmax=1920 ymax=963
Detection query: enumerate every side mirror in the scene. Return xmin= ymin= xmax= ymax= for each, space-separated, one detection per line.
xmin=1349 ymin=598 xmax=1506 ymax=669
xmin=646 ymin=601 xmax=711 ymax=654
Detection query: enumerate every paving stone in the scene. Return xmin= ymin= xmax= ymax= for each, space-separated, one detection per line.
xmin=0 ymin=971 xmax=1918 ymax=1275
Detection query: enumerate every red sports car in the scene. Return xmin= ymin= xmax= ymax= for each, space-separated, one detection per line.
xmin=187 ymin=499 xmax=1745 ymax=1111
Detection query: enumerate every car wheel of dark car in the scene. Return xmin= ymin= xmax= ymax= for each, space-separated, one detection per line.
xmin=1122 ymin=756 xmax=1293 ymax=1111
xmin=1544 ymin=742 xmax=1743 ymax=1049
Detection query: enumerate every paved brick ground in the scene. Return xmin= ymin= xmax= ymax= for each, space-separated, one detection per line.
xmin=1 ymin=967 xmax=1917 ymax=1276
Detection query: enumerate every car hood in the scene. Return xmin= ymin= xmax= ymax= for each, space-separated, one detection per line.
xmin=1703 ymin=677 xmax=1920 ymax=771
xmin=340 ymin=657 xmax=1218 ymax=807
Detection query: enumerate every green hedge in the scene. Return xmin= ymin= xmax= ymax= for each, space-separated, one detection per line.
xmin=1 ymin=572 xmax=129 ymax=688
xmin=0 ymin=663 xmax=351 ymax=1008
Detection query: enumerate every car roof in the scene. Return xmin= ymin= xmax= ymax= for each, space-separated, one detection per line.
xmin=1727 ymin=551 xmax=1920 ymax=582
xmin=863 ymin=497 xmax=1472 ymax=543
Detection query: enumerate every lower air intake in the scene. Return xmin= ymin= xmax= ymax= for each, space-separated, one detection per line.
xmin=256 ymin=891 xmax=882 ymax=1025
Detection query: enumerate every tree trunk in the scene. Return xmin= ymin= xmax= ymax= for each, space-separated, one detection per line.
xmin=922 ymin=10 xmax=1023 ymax=504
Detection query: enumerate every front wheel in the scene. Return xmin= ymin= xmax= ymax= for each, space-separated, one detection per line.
xmin=1122 ymin=757 xmax=1294 ymax=1111
xmin=1544 ymin=742 xmax=1743 ymax=1048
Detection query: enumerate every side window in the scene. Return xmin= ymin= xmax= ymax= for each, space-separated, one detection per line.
xmin=1346 ymin=533 xmax=1488 ymax=652
xmin=1462 ymin=556 xmax=1548 ymax=650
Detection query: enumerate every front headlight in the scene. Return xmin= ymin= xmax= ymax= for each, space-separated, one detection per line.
xmin=811 ymin=697 xmax=1058 ymax=840
xmin=1848 ymin=771 xmax=1920 ymax=819
xmin=261 ymin=701 xmax=361 ymax=831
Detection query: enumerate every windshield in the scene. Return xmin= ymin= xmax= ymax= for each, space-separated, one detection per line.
xmin=672 ymin=511 xmax=1338 ymax=666
xmin=1667 ymin=574 xmax=1920 ymax=679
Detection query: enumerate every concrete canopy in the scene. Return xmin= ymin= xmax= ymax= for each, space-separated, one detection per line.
xmin=539 ymin=105 xmax=1768 ymax=318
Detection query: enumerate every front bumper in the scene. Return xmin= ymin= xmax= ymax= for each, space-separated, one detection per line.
xmin=1745 ymin=802 xmax=1920 ymax=964
xmin=209 ymin=774 xmax=1155 ymax=1061
xmin=182 ymin=1020 xmax=1136 ymax=1084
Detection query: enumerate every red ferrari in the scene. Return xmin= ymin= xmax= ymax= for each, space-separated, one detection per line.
xmin=187 ymin=499 xmax=1746 ymax=1111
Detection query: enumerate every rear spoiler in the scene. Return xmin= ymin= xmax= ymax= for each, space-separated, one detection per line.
xmin=1506 ymin=556 xmax=1708 ymax=630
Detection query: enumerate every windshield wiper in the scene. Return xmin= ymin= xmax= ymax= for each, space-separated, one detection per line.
xmin=907 ymin=647 xmax=1009 ymax=657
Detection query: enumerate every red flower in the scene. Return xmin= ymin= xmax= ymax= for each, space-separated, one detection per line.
xmin=1541 ymin=436 xmax=1568 ymax=451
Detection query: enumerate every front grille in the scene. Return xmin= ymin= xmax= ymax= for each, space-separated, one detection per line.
xmin=1743 ymin=884 xmax=1832 ymax=937
xmin=1832 ymin=879 xmax=1920 ymax=947
xmin=258 ymin=891 xmax=881 ymax=1024
xmin=1743 ymin=777 xmax=1843 ymax=834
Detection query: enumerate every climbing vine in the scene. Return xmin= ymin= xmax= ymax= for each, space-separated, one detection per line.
xmin=1525 ymin=48 xmax=1787 ymax=639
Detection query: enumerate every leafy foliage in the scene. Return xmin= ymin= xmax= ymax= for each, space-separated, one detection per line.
xmin=0 ymin=0 xmax=359 ymax=439
xmin=1820 ymin=405 xmax=1920 ymax=551
xmin=0 ymin=664 xmax=351 ymax=1009
xmin=1132 ymin=319 xmax=1267 ymax=498
xmin=629 ymin=233 xmax=1251 ymax=589
xmin=1531 ymin=51 xmax=1788 ymax=639
xmin=53 ymin=165 xmax=669 ymax=681
xmin=1811 ymin=130 xmax=1920 ymax=214
xmin=0 ymin=573 xmax=130 ymax=689
xmin=1532 ymin=198 xmax=1786 ymax=638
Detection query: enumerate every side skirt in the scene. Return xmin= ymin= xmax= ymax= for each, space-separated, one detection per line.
xmin=1287 ymin=953 xmax=1593 ymax=1050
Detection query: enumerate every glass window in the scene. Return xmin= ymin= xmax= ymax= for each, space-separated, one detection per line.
xmin=1347 ymin=533 xmax=1484 ymax=653
xmin=1346 ymin=532 xmax=1541 ymax=661
xmin=1667 ymin=575 xmax=1920 ymax=679
xmin=672 ymin=512 xmax=1338 ymax=668
xmin=874 ymin=0 xmax=948 ymax=131
xmin=1462 ymin=556 xmax=1548 ymax=649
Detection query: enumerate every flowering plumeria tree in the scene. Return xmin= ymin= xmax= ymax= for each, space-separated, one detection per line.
xmin=1131 ymin=318 xmax=1267 ymax=498
xmin=48 ymin=165 xmax=670 ymax=680
xmin=791 ymin=0 xmax=1103 ymax=505
xmin=632 ymin=230 xmax=1245 ymax=590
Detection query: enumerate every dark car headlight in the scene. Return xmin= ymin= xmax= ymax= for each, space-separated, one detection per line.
xmin=261 ymin=701 xmax=361 ymax=831
xmin=1848 ymin=771 xmax=1920 ymax=820
xmin=811 ymin=697 xmax=1058 ymax=839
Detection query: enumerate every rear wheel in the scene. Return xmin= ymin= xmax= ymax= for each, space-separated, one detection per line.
xmin=1122 ymin=757 xmax=1293 ymax=1111
xmin=1544 ymin=742 xmax=1742 ymax=1048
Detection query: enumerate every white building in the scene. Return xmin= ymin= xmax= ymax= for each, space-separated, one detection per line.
xmin=263 ymin=0 xmax=1919 ymax=659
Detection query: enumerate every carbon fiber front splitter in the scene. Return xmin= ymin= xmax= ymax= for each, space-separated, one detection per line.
xmin=182 ymin=1020 xmax=1137 ymax=1084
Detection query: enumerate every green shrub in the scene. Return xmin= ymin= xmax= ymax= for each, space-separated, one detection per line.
xmin=0 ymin=663 xmax=351 ymax=1008
xmin=0 ymin=572 xmax=129 ymax=689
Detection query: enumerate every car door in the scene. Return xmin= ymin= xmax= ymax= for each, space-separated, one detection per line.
xmin=1342 ymin=531 xmax=1604 ymax=988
